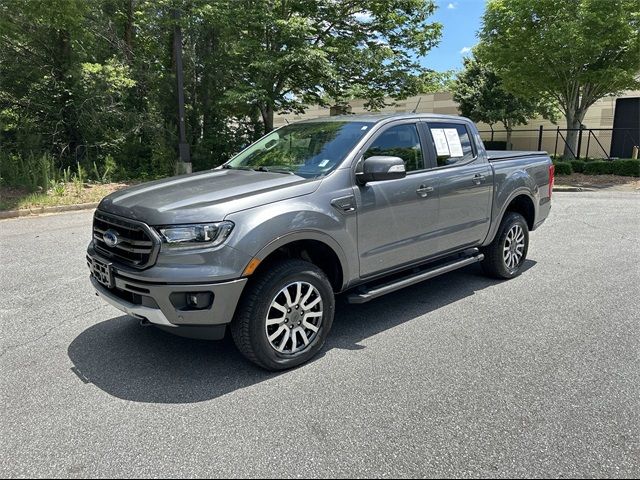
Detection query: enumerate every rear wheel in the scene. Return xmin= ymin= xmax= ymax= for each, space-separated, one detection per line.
xmin=481 ymin=212 xmax=529 ymax=279
xmin=231 ymin=259 xmax=335 ymax=371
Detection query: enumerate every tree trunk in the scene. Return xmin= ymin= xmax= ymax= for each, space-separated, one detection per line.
xmin=505 ymin=123 xmax=513 ymax=150
xmin=55 ymin=29 xmax=79 ymax=162
xmin=201 ymin=28 xmax=215 ymax=147
xmin=124 ymin=0 xmax=135 ymax=64
xmin=261 ymin=103 xmax=274 ymax=133
xmin=563 ymin=110 xmax=585 ymax=160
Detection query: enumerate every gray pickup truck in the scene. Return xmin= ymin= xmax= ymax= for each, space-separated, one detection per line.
xmin=87 ymin=113 xmax=553 ymax=370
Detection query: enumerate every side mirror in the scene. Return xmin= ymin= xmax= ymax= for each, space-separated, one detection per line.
xmin=357 ymin=156 xmax=406 ymax=184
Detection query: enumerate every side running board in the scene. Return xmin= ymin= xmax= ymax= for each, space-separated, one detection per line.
xmin=346 ymin=250 xmax=485 ymax=304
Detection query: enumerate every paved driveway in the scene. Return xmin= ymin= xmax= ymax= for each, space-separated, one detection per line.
xmin=1 ymin=191 xmax=639 ymax=478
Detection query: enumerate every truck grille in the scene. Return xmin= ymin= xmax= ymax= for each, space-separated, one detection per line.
xmin=92 ymin=211 xmax=160 ymax=269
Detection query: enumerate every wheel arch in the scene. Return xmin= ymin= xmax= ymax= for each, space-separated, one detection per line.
xmin=484 ymin=189 xmax=537 ymax=245
xmin=251 ymin=231 xmax=350 ymax=292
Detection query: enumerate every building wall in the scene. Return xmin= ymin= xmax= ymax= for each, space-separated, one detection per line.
xmin=273 ymin=90 xmax=640 ymax=158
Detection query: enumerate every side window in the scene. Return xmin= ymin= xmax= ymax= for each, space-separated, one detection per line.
xmin=427 ymin=122 xmax=475 ymax=167
xmin=364 ymin=124 xmax=424 ymax=172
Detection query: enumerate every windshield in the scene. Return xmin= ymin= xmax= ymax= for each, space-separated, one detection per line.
xmin=225 ymin=121 xmax=373 ymax=178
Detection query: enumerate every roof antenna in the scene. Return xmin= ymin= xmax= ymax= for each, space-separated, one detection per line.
xmin=284 ymin=118 xmax=290 ymax=124
xmin=411 ymin=97 xmax=422 ymax=114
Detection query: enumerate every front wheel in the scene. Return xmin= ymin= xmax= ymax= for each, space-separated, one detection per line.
xmin=481 ymin=212 xmax=529 ymax=279
xmin=230 ymin=259 xmax=335 ymax=371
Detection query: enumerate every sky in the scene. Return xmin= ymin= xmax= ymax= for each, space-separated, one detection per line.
xmin=419 ymin=0 xmax=487 ymax=73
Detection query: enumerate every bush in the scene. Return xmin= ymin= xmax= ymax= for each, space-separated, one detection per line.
xmin=553 ymin=161 xmax=572 ymax=175
xmin=0 ymin=152 xmax=55 ymax=191
xmin=612 ymin=160 xmax=640 ymax=177
xmin=583 ymin=160 xmax=640 ymax=177
xmin=569 ymin=160 xmax=586 ymax=173
xmin=584 ymin=161 xmax=611 ymax=175
xmin=484 ymin=140 xmax=507 ymax=150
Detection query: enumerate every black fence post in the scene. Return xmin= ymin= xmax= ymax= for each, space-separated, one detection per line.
xmin=537 ymin=125 xmax=544 ymax=151
xmin=554 ymin=126 xmax=559 ymax=158
xmin=576 ymin=125 xmax=584 ymax=160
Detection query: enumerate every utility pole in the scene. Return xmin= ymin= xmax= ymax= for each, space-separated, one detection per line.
xmin=173 ymin=8 xmax=191 ymax=174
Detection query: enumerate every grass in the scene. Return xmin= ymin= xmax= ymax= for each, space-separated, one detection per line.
xmin=0 ymin=182 xmax=130 ymax=211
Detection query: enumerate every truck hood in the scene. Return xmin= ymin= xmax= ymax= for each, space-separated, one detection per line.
xmin=98 ymin=169 xmax=320 ymax=225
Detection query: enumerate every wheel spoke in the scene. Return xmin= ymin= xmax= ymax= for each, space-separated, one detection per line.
xmin=268 ymin=325 xmax=286 ymax=343
xmin=271 ymin=301 xmax=288 ymax=315
xmin=303 ymin=296 xmax=321 ymax=311
xmin=303 ymin=320 xmax=318 ymax=332
xmin=291 ymin=329 xmax=298 ymax=351
xmin=300 ymin=284 xmax=313 ymax=308
xmin=299 ymin=329 xmax=310 ymax=346
xmin=293 ymin=282 xmax=302 ymax=305
xmin=282 ymin=287 xmax=294 ymax=307
xmin=266 ymin=315 xmax=285 ymax=326
xmin=277 ymin=328 xmax=291 ymax=352
xmin=304 ymin=311 xmax=322 ymax=320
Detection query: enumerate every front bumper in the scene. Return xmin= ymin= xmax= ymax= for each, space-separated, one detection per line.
xmin=88 ymin=255 xmax=248 ymax=334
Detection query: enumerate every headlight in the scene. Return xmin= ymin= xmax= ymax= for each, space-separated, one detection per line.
xmin=157 ymin=221 xmax=234 ymax=250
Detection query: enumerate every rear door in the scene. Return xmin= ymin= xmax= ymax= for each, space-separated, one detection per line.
xmin=422 ymin=121 xmax=493 ymax=253
xmin=355 ymin=121 xmax=441 ymax=277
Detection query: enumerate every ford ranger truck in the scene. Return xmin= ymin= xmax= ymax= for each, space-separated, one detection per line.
xmin=87 ymin=114 xmax=553 ymax=370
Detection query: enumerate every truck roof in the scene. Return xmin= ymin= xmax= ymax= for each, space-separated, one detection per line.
xmin=298 ymin=112 xmax=467 ymax=124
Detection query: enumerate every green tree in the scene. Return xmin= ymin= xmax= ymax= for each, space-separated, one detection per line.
xmin=0 ymin=0 xmax=445 ymax=181
xmin=453 ymin=55 xmax=556 ymax=149
xmin=479 ymin=0 xmax=640 ymax=159
xmin=224 ymin=1 xmax=442 ymax=132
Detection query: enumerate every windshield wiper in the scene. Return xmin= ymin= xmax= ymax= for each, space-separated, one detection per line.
xmin=223 ymin=165 xmax=255 ymax=171
xmin=257 ymin=166 xmax=295 ymax=175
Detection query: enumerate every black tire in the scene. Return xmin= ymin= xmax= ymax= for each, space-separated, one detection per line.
xmin=230 ymin=259 xmax=335 ymax=371
xmin=481 ymin=212 xmax=529 ymax=279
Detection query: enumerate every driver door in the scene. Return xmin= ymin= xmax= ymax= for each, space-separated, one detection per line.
xmin=354 ymin=121 xmax=440 ymax=277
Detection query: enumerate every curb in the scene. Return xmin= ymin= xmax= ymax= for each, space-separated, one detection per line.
xmin=0 ymin=202 xmax=99 ymax=220
xmin=553 ymin=186 xmax=595 ymax=192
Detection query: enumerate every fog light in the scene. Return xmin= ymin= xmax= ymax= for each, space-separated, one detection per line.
xmin=186 ymin=292 xmax=213 ymax=310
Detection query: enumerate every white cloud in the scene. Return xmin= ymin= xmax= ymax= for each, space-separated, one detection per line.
xmin=460 ymin=46 xmax=472 ymax=55
xmin=447 ymin=2 xmax=458 ymax=9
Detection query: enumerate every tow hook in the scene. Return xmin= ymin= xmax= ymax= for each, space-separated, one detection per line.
xmin=139 ymin=318 xmax=152 ymax=327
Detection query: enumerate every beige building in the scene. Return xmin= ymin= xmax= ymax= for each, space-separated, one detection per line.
xmin=274 ymin=90 xmax=640 ymax=158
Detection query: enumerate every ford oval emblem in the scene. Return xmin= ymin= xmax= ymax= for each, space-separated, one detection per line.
xmin=103 ymin=229 xmax=120 ymax=248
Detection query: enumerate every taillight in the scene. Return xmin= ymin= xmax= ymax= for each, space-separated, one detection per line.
xmin=549 ymin=164 xmax=555 ymax=199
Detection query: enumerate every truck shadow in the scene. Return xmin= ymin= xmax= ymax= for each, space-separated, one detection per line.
xmin=67 ymin=261 xmax=535 ymax=404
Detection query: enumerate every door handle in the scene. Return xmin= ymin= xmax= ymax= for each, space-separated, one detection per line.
xmin=416 ymin=185 xmax=434 ymax=197
xmin=473 ymin=174 xmax=486 ymax=185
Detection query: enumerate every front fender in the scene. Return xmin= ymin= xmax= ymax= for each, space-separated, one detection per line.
xmin=224 ymin=198 xmax=357 ymax=290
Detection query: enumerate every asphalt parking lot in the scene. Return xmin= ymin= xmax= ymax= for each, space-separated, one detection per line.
xmin=1 ymin=191 xmax=639 ymax=478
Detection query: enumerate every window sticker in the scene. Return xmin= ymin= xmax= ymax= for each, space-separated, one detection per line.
xmin=431 ymin=128 xmax=450 ymax=156
xmin=318 ymin=159 xmax=330 ymax=167
xmin=444 ymin=128 xmax=464 ymax=157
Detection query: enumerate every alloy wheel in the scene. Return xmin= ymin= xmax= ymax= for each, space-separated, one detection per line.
xmin=503 ymin=224 xmax=525 ymax=270
xmin=265 ymin=281 xmax=323 ymax=355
